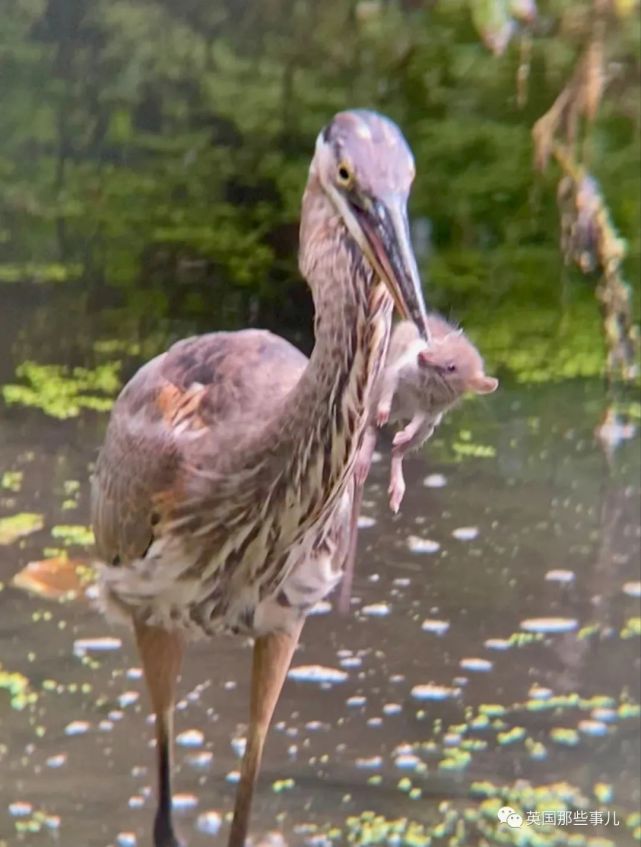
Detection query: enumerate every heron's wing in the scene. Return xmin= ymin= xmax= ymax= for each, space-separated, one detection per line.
xmin=91 ymin=329 xmax=307 ymax=568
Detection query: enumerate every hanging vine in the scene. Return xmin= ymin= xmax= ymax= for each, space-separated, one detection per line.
xmin=532 ymin=0 xmax=639 ymax=385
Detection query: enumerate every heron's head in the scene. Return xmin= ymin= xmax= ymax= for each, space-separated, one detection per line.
xmin=309 ymin=109 xmax=429 ymax=340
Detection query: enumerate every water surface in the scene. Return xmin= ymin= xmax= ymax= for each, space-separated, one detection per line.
xmin=1 ymin=369 xmax=639 ymax=846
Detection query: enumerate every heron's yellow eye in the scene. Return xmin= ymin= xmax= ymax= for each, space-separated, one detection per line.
xmin=336 ymin=162 xmax=353 ymax=187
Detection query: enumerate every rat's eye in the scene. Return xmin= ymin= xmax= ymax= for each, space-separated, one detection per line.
xmin=337 ymin=162 xmax=353 ymax=187
xmin=446 ymin=363 xmax=457 ymax=373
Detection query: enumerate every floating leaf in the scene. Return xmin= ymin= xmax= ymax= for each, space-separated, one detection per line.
xmin=12 ymin=556 xmax=94 ymax=601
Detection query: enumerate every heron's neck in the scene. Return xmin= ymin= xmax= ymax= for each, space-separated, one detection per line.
xmin=215 ymin=187 xmax=392 ymax=586
xmin=279 ymin=186 xmax=393 ymax=501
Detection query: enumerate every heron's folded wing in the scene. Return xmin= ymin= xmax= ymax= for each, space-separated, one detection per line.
xmin=91 ymin=330 xmax=308 ymax=569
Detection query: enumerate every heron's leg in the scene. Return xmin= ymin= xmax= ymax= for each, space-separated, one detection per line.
xmin=228 ymin=621 xmax=303 ymax=847
xmin=134 ymin=621 xmax=185 ymax=847
xmin=354 ymin=425 xmax=377 ymax=487
xmin=338 ymin=428 xmax=377 ymax=614
xmin=338 ymin=478 xmax=365 ymax=614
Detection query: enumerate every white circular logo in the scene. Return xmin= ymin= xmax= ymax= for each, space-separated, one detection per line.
xmin=497 ymin=806 xmax=515 ymax=823
xmin=497 ymin=807 xmax=524 ymax=828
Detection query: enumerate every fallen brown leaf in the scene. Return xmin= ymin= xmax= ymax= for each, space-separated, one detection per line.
xmin=12 ymin=556 xmax=95 ymax=601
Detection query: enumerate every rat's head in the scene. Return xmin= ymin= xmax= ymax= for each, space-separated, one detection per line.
xmin=418 ymin=330 xmax=498 ymax=398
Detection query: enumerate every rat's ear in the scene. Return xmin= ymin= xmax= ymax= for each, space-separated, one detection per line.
xmin=417 ymin=347 xmax=436 ymax=368
xmin=470 ymin=374 xmax=498 ymax=394
xmin=417 ymin=338 xmax=443 ymax=368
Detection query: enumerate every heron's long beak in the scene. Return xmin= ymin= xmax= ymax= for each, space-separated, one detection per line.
xmin=353 ymin=194 xmax=429 ymax=341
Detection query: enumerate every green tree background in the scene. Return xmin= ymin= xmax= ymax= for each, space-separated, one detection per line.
xmin=0 ymin=0 xmax=639 ymax=404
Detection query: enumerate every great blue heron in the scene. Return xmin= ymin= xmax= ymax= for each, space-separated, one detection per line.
xmin=91 ymin=109 xmax=429 ymax=847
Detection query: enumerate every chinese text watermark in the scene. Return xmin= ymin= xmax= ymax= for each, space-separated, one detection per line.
xmin=497 ymin=806 xmax=621 ymax=829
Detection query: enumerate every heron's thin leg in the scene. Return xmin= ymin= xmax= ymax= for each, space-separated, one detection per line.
xmin=228 ymin=621 xmax=303 ymax=847
xmin=134 ymin=621 xmax=185 ymax=847
xmin=338 ymin=427 xmax=377 ymax=614
xmin=338 ymin=479 xmax=365 ymax=614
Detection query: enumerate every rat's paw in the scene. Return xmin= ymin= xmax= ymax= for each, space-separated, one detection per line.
xmin=392 ymin=428 xmax=413 ymax=448
xmin=375 ymin=404 xmax=391 ymax=427
xmin=388 ymin=478 xmax=406 ymax=514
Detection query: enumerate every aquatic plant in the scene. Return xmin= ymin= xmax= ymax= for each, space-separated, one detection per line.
xmin=2 ymin=362 xmax=121 ymax=419
xmin=0 ymin=513 xmax=44 ymax=545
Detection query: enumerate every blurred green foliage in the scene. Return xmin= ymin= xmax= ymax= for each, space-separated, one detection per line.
xmin=0 ymin=0 xmax=639 ymax=377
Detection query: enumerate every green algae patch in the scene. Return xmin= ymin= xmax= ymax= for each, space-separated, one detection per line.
xmin=343 ymin=778 xmax=627 ymax=845
xmin=470 ymin=781 xmax=501 ymax=798
xmin=438 ymin=748 xmax=472 ymax=772
xmin=346 ymin=813 xmax=433 ymax=846
xmin=621 ymin=618 xmax=641 ymax=639
xmin=526 ymin=738 xmax=548 ymax=760
xmin=0 ymin=664 xmax=36 ymax=710
xmin=0 ymin=513 xmax=44 ymax=545
xmin=470 ymin=714 xmax=491 ymax=730
xmin=51 ymin=525 xmax=95 ymax=547
xmin=522 ymin=693 xmax=582 ymax=713
xmin=577 ymin=624 xmax=601 ymax=640
xmin=618 ymin=702 xmax=641 ymax=719
xmin=550 ymin=727 xmax=580 ymax=747
xmin=461 ymin=738 xmax=488 ymax=751
xmin=60 ymin=479 xmax=81 ymax=512
xmin=452 ymin=441 xmax=496 ymax=459
xmin=479 ymin=703 xmax=507 ymax=717
xmin=1 ymin=471 xmax=23 ymax=492
xmin=498 ymin=726 xmax=527 ymax=746
xmin=272 ymin=778 xmax=295 ymax=793
xmin=508 ymin=631 xmax=545 ymax=648
xmin=593 ymin=784 xmax=613 ymax=804
xmin=2 ymin=361 xmax=121 ymax=419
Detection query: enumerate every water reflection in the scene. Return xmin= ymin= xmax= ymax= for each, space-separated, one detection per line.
xmin=1 ymin=374 xmax=639 ymax=846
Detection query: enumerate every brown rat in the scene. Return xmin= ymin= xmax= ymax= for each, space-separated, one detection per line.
xmin=339 ymin=314 xmax=497 ymax=612
xmin=358 ymin=314 xmax=497 ymax=511
xmin=377 ymin=316 xmax=497 ymax=509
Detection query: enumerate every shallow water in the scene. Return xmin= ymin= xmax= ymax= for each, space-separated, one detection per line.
xmin=1 ymin=0 xmax=639 ymax=840
xmin=1 ymin=362 xmax=639 ymax=846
